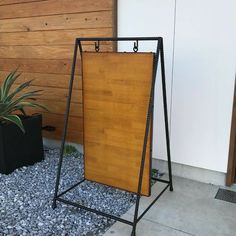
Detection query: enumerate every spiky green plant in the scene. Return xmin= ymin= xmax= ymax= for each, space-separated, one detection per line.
xmin=0 ymin=69 xmax=48 ymax=132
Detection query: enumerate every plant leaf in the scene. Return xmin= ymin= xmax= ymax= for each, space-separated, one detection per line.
xmin=0 ymin=71 xmax=13 ymax=100
xmin=12 ymin=101 xmax=49 ymax=113
xmin=4 ymin=79 xmax=33 ymax=102
xmin=0 ymin=69 xmax=48 ymax=125
xmin=0 ymin=102 xmax=9 ymax=115
xmin=1 ymin=114 xmax=25 ymax=132
xmin=1 ymin=90 xmax=43 ymax=115
xmin=0 ymin=69 xmax=21 ymax=100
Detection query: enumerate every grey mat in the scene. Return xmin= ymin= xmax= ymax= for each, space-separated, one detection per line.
xmin=215 ymin=188 xmax=236 ymax=204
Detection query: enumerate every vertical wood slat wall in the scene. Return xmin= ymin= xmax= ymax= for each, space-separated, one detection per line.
xmin=0 ymin=0 xmax=117 ymax=143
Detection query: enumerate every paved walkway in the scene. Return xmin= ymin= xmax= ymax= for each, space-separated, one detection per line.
xmin=104 ymin=176 xmax=236 ymax=236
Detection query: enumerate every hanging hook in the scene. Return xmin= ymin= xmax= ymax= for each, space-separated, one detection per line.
xmin=95 ymin=40 xmax=100 ymax=52
xmin=133 ymin=40 xmax=139 ymax=52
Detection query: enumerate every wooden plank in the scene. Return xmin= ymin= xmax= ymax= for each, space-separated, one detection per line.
xmin=0 ymin=58 xmax=78 ymax=75
xmin=83 ymin=52 xmax=154 ymax=196
xmin=85 ymin=122 xmax=149 ymax=151
xmin=25 ymin=100 xmax=83 ymax=117
xmin=44 ymin=129 xmax=83 ymax=144
xmin=41 ymin=112 xmax=83 ymax=143
xmin=30 ymin=86 xmax=82 ymax=103
xmin=85 ymin=100 xmax=149 ymax=121
xmin=0 ymin=11 xmax=113 ymax=33
xmin=85 ymin=140 xmax=150 ymax=189
xmin=41 ymin=112 xmax=83 ymax=132
xmin=0 ymin=71 xmax=82 ymax=89
xmin=0 ymin=0 xmax=113 ymax=19
xmin=0 ymin=28 xmax=113 ymax=46
xmin=0 ymin=0 xmax=43 ymax=6
xmin=11 ymin=85 xmax=82 ymax=103
xmin=0 ymin=45 xmax=74 ymax=59
xmin=0 ymin=44 xmax=113 ymax=59
xmin=84 ymin=82 xmax=151 ymax=105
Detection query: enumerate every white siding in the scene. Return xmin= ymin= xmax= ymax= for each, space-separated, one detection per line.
xmin=118 ymin=0 xmax=176 ymax=160
xmin=118 ymin=0 xmax=236 ymax=173
xmin=171 ymin=0 xmax=236 ymax=172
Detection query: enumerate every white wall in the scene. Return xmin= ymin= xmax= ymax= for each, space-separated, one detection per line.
xmin=118 ymin=0 xmax=236 ymax=173
xmin=118 ymin=0 xmax=176 ymax=161
xmin=171 ymin=0 xmax=236 ymax=172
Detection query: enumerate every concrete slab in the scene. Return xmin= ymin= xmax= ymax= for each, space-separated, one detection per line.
xmin=141 ymin=177 xmax=236 ymax=236
xmin=103 ymin=214 xmax=193 ymax=236
xmin=103 ymin=176 xmax=236 ymax=236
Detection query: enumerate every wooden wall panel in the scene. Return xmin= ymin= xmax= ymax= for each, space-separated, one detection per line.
xmin=0 ymin=11 xmax=113 ymax=33
xmin=0 ymin=0 xmax=113 ymax=19
xmin=25 ymin=101 xmax=82 ymax=118
xmin=0 ymin=0 xmax=117 ymax=143
xmin=42 ymin=113 xmax=84 ymax=143
xmin=0 ymin=44 xmax=113 ymax=59
xmin=0 ymin=28 xmax=113 ymax=46
xmin=0 ymin=59 xmax=75 ymax=74
xmin=1 ymin=72 xmax=82 ymax=89
xmin=0 ymin=0 xmax=42 ymax=6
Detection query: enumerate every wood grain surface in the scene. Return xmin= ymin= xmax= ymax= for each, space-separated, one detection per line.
xmin=0 ymin=0 xmax=113 ymax=19
xmin=82 ymin=52 xmax=154 ymax=195
xmin=0 ymin=0 xmax=117 ymax=143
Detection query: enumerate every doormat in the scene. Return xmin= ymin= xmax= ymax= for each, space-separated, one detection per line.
xmin=215 ymin=188 xmax=236 ymax=204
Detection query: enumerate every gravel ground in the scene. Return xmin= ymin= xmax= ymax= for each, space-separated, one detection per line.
xmin=0 ymin=148 xmax=137 ymax=236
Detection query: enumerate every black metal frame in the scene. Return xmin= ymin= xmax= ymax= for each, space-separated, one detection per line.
xmin=52 ymin=37 xmax=173 ymax=236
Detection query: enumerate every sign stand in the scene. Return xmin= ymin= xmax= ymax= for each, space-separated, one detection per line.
xmin=52 ymin=37 xmax=173 ymax=236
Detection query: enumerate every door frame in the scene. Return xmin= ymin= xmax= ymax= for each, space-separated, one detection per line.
xmin=226 ymin=76 xmax=236 ymax=186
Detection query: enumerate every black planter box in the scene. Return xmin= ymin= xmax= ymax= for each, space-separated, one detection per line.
xmin=0 ymin=114 xmax=44 ymax=174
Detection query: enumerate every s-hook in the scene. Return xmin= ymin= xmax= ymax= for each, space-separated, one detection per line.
xmin=95 ymin=40 xmax=100 ymax=52
xmin=133 ymin=40 xmax=139 ymax=52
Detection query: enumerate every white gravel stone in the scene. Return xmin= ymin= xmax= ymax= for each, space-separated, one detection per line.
xmin=0 ymin=147 xmax=136 ymax=236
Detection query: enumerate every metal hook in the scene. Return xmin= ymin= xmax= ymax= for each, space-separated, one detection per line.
xmin=133 ymin=40 xmax=139 ymax=52
xmin=95 ymin=40 xmax=100 ymax=52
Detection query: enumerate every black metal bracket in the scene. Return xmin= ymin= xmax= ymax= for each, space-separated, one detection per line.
xmin=42 ymin=125 xmax=56 ymax=132
xmin=52 ymin=37 xmax=173 ymax=236
xmin=95 ymin=40 xmax=100 ymax=52
xmin=133 ymin=40 xmax=139 ymax=52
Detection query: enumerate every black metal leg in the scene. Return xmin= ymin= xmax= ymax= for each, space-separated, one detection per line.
xmin=160 ymin=38 xmax=173 ymax=192
xmin=52 ymin=39 xmax=79 ymax=208
xmin=52 ymin=148 xmax=64 ymax=209
xmin=131 ymin=194 xmax=140 ymax=236
xmin=131 ymin=227 xmax=136 ymax=236
xmin=52 ymin=200 xmax=57 ymax=209
xmin=131 ymin=89 xmax=153 ymax=236
xmin=131 ymin=45 xmax=161 ymax=236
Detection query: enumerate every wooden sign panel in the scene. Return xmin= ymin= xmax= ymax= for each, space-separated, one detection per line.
xmin=82 ymin=52 xmax=154 ymax=196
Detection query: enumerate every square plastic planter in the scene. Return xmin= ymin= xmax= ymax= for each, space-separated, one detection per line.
xmin=0 ymin=114 xmax=44 ymax=174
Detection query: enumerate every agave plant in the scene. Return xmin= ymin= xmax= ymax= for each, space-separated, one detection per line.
xmin=0 ymin=69 xmax=48 ymax=132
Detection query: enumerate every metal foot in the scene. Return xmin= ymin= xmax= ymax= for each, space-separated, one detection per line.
xmin=131 ymin=223 xmax=136 ymax=236
xmin=52 ymin=200 xmax=57 ymax=209
xmin=170 ymin=185 xmax=173 ymax=192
